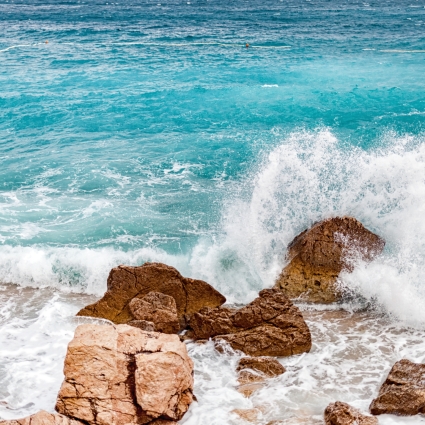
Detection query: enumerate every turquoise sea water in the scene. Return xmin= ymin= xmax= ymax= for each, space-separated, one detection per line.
xmin=1 ymin=0 xmax=425 ymax=299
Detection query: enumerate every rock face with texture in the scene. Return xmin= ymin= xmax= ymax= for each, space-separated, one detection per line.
xmin=189 ymin=288 xmax=312 ymax=357
xmin=55 ymin=323 xmax=194 ymax=425
xmin=0 ymin=411 xmax=83 ymax=425
xmin=129 ymin=292 xmax=179 ymax=334
xmin=236 ymin=356 xmax=286 ymax=397
xmin=370 ymin=359 xmax=425 ymax=416
xmin=77 ymin=262 xmax=226 ymax=327
xmin=275 ymin=217 xmax=385 ymax=303
xmin=324 ymin=402 xmax=378 ymax=425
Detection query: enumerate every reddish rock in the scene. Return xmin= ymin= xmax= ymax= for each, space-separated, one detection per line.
xmin=129 ymin=292 xmax=179 ymax=334
xmin=190 ymin=289 xmax=311 ymax=357
xmin=324 ymin=402 xmax=378 ymax=424
xmin=55 ymin=323 xmax=194 ymax=425
xmin=275 ymin=217 xmax=385 ymax=303
xmin=77 ymin=262 xmax=226 ymax=327
xmin=127 ymin=320 xmax=156 ymax=332
xmin=237 ymin=356 xmax=285 ymax=383
xmin=0 ymin=411 xmax=83 ymax=425
xmin=370 ymin=359 xmax=425 ymax=416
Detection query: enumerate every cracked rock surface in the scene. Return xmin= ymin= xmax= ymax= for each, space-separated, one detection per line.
xmin=325 ymin=402 xmax=378 ymax=425
xmin=55 ymin=323 xmax=194 ymax=425
xmin=189 ymin=288 xmax=312 ymax=357
xmin=370 ymin=359 xmax=425 ymax=416
xmin=77 ymin=262 xmax=226 ymax=327
xmin=275 ymin=216 xmax=385 ymax=303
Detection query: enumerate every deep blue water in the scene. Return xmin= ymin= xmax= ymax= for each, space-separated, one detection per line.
xmin=1 ymin=0 xmax=425 ymax=295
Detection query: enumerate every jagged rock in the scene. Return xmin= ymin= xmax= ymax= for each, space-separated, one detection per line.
xmin=55 ymin=323 xmax=194 ymax=425
xmin=275 ymin=217 xmax=385 ymax=303
xmin=127 ymin=320 xmax=156 ymax=332
xmin=370 ymin=359 xmax=425 ymax=416
xmin=236 ymin=356 xmax=285 ymax=397
xmin=77 ymin=262 xmax=226 ymax=328
xmin=129 ymin=292 xmax=179 ymax=334
xmin=324 ymin=402 xmax=378 ymax=424
xmin=0 ymin=411 xmax=83 ymax=425
xmin=190 ymin=288 xmax=311 ymax=357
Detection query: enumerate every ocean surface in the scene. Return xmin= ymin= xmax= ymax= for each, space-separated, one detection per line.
xmin=1 ymin=0 xmax=425 ymax=423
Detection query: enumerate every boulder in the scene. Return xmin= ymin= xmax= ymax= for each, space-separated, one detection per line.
xmin=370 ymin=359 xmax=425 ymax=416
xmin=55 ymin=323 xmax=194 ymax=425
xmin=0 ymin=411 xmax=83 ymax=425
xmin=275 ymin=217 xmax=385 ymax=303
xmin=324 ymin=402 xmax=378 ymax=424
xmin=236 ymin=356 xmax=285 ymax=397
xmin=189 ymin=288 xmax=311 ymax=357
xmin=129 ymin=292 xmax=179 ymax=334
xmin=77 ymin=262 xmax=226 ymax=328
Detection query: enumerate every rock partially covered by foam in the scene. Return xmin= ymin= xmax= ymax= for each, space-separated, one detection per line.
xmin=77 ymin=262 xmax=226 ymax=328
xmin=275 ymin=217 xmax=385 ymax=303
xmin=189 ymin=288 xmax=312 ymax=357
xmin=236 ymin=356 xmax=286 ymax=397
xmin=370 ymin=359 xmax=425 ymax=416
xmin=324 ymin=402 xmax=378 ymax=424
xmin=0 ymin=411 xmax=83 ymax=425
xmin=55 ymin=323 xmax=194 ymax=425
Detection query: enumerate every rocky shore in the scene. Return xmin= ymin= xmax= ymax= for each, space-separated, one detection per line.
xmin=3 ymin=217 xmax=425 ymax=424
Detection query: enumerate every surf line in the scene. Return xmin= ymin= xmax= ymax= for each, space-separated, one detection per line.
xmin=379 ymin=49 xmax=425 ymax=53
xmin=0 ymin=41 xmax=48 ymax=53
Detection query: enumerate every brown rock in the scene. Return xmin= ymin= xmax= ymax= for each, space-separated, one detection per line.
xmin=237 ymin=356 xmax=285 ymax=384
xmin=370 ymin=359 xmax=425 ymax=416
xmin=232 ymin=408 xmax=262 ymax=423
xmin=190 ymin=289 xmax=311 ymax=357
xmin=129 ymin=292 xmax=179 ymax=334
xmin=127 ymin=320 xmax=156 ymax=332
xmin=275 ymin=217 xmax=385 ymax=303
xmin=77 ymin=262 xmax=226 ymax=327
xmin=324 ymin=402 xmax=378 ymax=424
xmin=55 ymin=323 xmax=194 ymax=425
xmin=0 ymin=411 xmax=83 ymax=425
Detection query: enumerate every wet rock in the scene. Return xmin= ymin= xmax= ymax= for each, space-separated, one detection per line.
xmin=232 ymin=408 xmax=262 ymax=423
xmin=275 ymin=217 xmax=385 ymax=303
xmin=127 ymin=319 xmax=156 ymax=332
xmin=190 ymin=288 xmax=311 ymax=357
xmin=129 ymin=292 xmax=179 ymax=334
xmin=324 ymin=402 xmax=378 ymax=424
xmin=236 ymin=356 xmax=285 ymax=397
xmin=55 ymin=323 xmax=194 ymax=425
xmin=77 ymin=262 xmax=226 ymax=327
xmin=370 ymin=359 xmax=425 ymax=416
xmin=0 ymin=411 xmax=83 ymax=425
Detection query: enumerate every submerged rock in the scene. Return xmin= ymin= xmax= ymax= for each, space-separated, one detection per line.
xmin=190 ymin=288 xmax=311 ymax=356
xmin=129 ymin=292 xmax=179 ymax=334
xmin=275 ymin=217 xmax=385 ymax=303
xmin=324 ymin=402 xmax=378 ymax=424
xmin=236 ymin=356 xmax=286 ymax=397
xmin=370 ymin=359 xmax=425 ymax=416
xmin=0 ymin=411 xmax=83 ymax=425
xmin=77 ymin=262 xmax=226 ymax=328
xmin=55 ymin=323 xmax=194 ymax=425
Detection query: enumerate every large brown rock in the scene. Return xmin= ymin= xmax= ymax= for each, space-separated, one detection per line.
xmin=275 ymin=217 xmax=385 ymax=303
xmin=55 ymin=323 xmax=194 ymax=425
xmin=77 ymin=262 xmax=226 ymax=327
xmin=129 ymin=292 xmax=179 ymax=334
xmin=324 ymin=402 xmax=378 ymax=425
xmin=0 ymin=411 xmax=83 ymax=425
xmin=189 ymin=288 xmax=311 ymax=357
xmin=370 ymin=359 xmax=425 ymax=416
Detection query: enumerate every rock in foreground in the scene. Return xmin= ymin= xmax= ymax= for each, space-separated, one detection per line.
xmin=275 ymin=217 xmax=385 ymax=303
xmin=55 ymin=323 xmax=194 ymax=425
xmin=0 ymin=411 xmax=83 ymax=425
xmin=190 ymin=288 xmax=311 ymax=356
xmin=77 ymin=262 xmax=226 ymax=327
xmin=370 ymin=359 xmax=425 ymax=416
xmin=325 ymin=402 xmax=378 ymax=425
